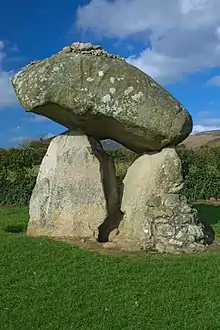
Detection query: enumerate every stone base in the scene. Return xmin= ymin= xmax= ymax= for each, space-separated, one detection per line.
xmin=113 ymin=148 xmax=207 ymax=253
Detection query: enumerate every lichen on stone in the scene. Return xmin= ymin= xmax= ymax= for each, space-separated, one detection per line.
xmin=61 ymin=41 xmax=125 ymax=61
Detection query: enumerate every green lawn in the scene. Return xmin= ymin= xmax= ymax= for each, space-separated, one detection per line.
xmin=0 ymin=205 xmax=220 ymax=330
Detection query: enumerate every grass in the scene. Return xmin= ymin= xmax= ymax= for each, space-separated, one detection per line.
xmin=0 ymin=205 xmax=220 ymax=329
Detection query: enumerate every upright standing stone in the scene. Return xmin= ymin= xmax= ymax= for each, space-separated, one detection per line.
xmin=27 ymin=129 xmax=120 ymax=240
xmin=113 ymin=148 xmax=206 ymax=252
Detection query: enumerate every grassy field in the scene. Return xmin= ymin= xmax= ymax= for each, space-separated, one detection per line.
xmin=0 ymin=205 xmax=220 ymax=329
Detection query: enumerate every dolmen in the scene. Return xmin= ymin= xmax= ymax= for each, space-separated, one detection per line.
xmin=11 ymin=42 xmax=206 ymax=253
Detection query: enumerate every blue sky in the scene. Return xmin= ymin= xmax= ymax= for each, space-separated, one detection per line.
xmin=1 ymin=0 xmax=220 ymax=147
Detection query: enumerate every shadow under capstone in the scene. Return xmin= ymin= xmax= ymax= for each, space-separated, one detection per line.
xmin=87 ymin=136 xmax=123 ymax=243
xmin=4 ymin=224 xmax=27 ymax=234
xmin=194 ymin=204 xmax=219 ymax=245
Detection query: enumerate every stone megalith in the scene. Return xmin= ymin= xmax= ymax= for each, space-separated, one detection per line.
xmin=11 ymin=42 xmax=192 ymax=154
xmin=27 ymin=129 xmax=120 ymax=240
xmin=113 ymin=148 xmax=206 ymax=252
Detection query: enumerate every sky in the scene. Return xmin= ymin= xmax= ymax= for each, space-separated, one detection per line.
xmin=1 ymin=0 xmax=220 ymax=147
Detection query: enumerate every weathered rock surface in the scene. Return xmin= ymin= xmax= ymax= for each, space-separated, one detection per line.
xmin=62 ymin=42 xmax=122 ymax=60
xmin=27 ymin=129 xmax=120 ymax=240
xmin=113 ymin=148 xmax=206 ymax=253
xmin=12 ymin=42 xmax=192 ymax=153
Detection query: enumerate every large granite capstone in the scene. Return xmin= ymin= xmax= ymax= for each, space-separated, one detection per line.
xmin=12 ymin=43 xmax=192 ymax=153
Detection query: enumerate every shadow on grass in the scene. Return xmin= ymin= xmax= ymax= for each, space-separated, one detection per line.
xmin=194 ymin=204 xmax=220 ymax=245
xmin=195 ymin=204 xmax=220 ymax=226
xmin=4 ymin=224 xmax=27 ymax=234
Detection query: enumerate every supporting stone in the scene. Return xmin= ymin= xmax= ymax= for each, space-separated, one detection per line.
xmin=27 ymin=129 xmax=120 ymax=241
xmin=113 ymin=147 xmax=206 ymax=253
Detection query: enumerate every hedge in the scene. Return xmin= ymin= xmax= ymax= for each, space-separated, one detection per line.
xmin=0 ymin=139 xmax=219 ymax=206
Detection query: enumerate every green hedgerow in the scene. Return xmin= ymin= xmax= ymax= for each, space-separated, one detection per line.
xmin=0 ymin=139 xmax=219 ymax=206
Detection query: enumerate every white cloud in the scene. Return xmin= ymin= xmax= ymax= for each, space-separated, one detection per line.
xmin=24 ymin=114 xmax=50 ymax=123
xmin=0 ymin=41 xmax=17 ymax=108
xmin=76 ymin=0 xmax=220 ymax=84
xmin=192 ymin=124 xmax=220 ymax=134
xmin=196 ymin=110 xmax=213 ymax=118
xmin=198 ymin=118 xmax=220 ymax=126
xmin=10 ymin=136 xmax=29 ymax=143
xmin=192 ymin=117 xmax=220 ymax=134
xmin=206 ymin=75 xmax=220 ymax=86
xmin=41 ymin=133 xmax=56 ymax=139
xmin=11 ymin=133 xmax=56 ymax=146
